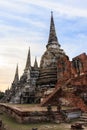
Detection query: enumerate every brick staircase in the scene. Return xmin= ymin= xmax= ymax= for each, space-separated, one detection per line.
xmin=75 ymin=112 xmax=87 ymax=126
xmin=40 ymin=85 xmax=61 ymax=106
xmin=40 ymin=78 xmax=72 ymax=106
xmin=79 ymin=112 xmax=87 ymax=124
xmin=40 ymin=77 xmax=87 ymax=112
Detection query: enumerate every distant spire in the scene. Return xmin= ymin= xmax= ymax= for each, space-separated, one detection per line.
xmin=25 ymin=47 xmax=31 ymax=71
xmin=46 ymin=11 xmax=60 ymax=48
xmin=34 ymin=57 xmax=38 ymax=68
xmin=13 ymin=64 xmax=19 ymax=84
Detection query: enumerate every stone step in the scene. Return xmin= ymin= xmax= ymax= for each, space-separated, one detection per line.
xmin=80 ymin=116 xmax=87 ymax=119
xmin=54 ymin=113 xmax=64 ymax=122
xmin=54 ymin=120 xmax=64 ymax=124
xmin=77 ymin=121 xmax=85 ymax=123
xmin=80 ymin=119 xmax=87 ymax=122
xmin=82 ymin=113 xmax=87 ymax=116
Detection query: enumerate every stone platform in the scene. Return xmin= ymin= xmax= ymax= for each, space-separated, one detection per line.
xmin=0 ymin=103 xmax=62 ymax=124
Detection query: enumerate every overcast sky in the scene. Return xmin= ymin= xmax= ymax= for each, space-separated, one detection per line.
xmin=0 ymin=0 xmax=87 ymax=92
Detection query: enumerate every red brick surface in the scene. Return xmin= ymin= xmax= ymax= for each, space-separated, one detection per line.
xmin=41 ymin=53 xmax=87 ymax=111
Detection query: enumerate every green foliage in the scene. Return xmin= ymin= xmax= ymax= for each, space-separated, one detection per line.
xmin=0 ymin=91 xmax=4 ymax=99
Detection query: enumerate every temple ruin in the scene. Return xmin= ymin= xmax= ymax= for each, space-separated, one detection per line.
xmin=1 ymin=12 xmax=87 ymax=114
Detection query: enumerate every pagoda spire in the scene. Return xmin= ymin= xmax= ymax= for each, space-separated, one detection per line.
xmin=46 ymin=11 xmax=60 ymax=48
xmin=13 ymin=64 xmax=19 ymax=84
xmin=25 ymin=47 xmax=31 ymax=71
xmin=34 ymin=57 xmax=38 ymax=68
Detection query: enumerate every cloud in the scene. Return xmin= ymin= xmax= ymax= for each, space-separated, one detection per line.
xmin=1 ymin=0 xmax=87 ymax=19
xmin=61 ymin=33 xmax=87 ymax=61
xmin=0 ymin=0 xmax=87 ymax=92
xmin=18 ymin=0 xmax=87 ymax=18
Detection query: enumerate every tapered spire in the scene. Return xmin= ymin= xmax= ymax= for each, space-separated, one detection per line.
xmin=46 ymin=11 xmax=60 ymax=48
xmin=34 ymin=57 xmax=38 ymax=68
xmin=13 ymin=64 xmax=19 ymax=84
xmin=25 ymin=47 xmax=31 ymax=71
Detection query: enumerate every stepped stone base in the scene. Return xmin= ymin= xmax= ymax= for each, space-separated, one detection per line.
xmin=0 ymin=104 xmax=64 ymax=124
xmin=78 ymin=112 xmax=87 ymax=126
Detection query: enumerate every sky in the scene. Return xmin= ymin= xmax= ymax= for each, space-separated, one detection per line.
xmin=0 ymin=0 xmax=87 ymax=92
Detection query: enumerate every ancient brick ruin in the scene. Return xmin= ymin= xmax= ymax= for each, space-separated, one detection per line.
xmin=1 ymin=12 xmax=87 ymax=114
xmin=41 ymin=53 xmax=87 ymax=111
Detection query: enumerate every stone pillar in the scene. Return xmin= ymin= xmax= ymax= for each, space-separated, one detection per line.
xmin=57 ymin=103 xmax=61 ymax=113
xmin=47 ymin=104 xmax=52 ymax=112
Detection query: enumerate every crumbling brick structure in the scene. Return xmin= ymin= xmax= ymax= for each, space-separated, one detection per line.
xmin=41 ymin=53 xmax=87 ymax=111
